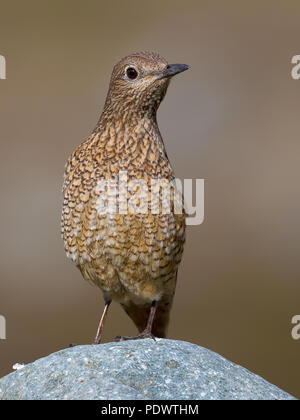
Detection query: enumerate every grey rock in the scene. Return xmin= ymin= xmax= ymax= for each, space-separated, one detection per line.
xmin=0 ymin=339 xmax=296 ymax=400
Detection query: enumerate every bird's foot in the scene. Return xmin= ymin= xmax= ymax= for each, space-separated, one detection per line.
xmin=114 ymin=331 xmax=156 ymax=342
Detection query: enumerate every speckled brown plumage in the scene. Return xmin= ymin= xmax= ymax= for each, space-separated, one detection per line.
xmin=61 ymin=52 xmax=188 ymax=342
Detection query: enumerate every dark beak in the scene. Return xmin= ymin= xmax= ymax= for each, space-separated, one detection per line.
xmin=158 ymin=63 xmax=190 ymax=80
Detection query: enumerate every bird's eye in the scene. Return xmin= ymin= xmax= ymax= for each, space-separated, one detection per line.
xmin=126 ymin=67 xmax=138 ymax=80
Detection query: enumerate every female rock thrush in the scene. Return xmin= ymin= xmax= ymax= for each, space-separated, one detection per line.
xmin=61 ymin=52 xmax=188 ymax=343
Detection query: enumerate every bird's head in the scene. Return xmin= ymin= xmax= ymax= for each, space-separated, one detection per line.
xmin=103 ymin=52 xmax=189 ymax=119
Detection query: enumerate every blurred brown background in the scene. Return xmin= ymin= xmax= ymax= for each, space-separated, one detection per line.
xmin=0 ymin=0 xmax=299 ymax=398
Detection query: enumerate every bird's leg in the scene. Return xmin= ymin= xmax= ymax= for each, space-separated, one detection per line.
xmin=94 ymin=299 xmax=111 ymax=344
xmin=144 ymin=300 xmax=158 ymax=334
xmin=114 ymin=300 xmax=158 ymax=342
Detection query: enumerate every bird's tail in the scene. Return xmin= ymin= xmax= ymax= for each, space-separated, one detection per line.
xmin=121 ymin=295 xmax=174 ymax=338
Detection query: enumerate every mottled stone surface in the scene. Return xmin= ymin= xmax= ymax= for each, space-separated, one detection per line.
xmin=0 ymin=339 xmax=296 ymax=400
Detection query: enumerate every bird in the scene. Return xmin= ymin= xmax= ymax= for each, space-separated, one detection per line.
xmin=61 ymin=52 xmax=188 ymax=343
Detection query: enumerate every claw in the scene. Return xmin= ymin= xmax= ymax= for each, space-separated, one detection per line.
xmin=114 ymin=332 xmax=156 ymax=342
